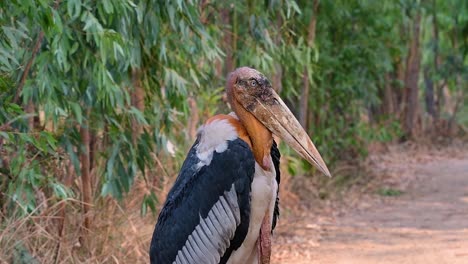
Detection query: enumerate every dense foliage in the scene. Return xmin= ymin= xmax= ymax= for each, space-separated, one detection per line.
xmin=0 ymin=0 xmax=467 ymax=261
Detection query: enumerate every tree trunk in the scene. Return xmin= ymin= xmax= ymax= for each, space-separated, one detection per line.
xmin=131 ymin=68 xmax=144 ymax=143
xmin=424 ymin=66 xmax=436 ymax=117
xmin=447 ymin=25 xmax=463 ymax=136
xmin=79 ymin=113 xmax=92 ymax=246
xmin=89 ymin=131 xmax=97 ymax=193
xmin=382 ymin=73 xmax=394 ymax=116
xmin=54 ymin=158 xmax=76 ymax=264
xmin=393 ymin=57 xmax=405 ymax=117
xmin=432 ymin=0 xmax=442 ymax=121
xmin=25 ymin=100 xmax=35 ymax=130
xmin=448 ymin=91 xmax=462 ymax=136
xmin=221 ymin=8 xmax=234 ymax=75
xmin=186 ymin=96 xmax=199 ymax=141
xmin=402 ymin=12 xmax=422 ymax=139
xmin=272 ymin=13 xmax=283 ymax=94
xmin=299 ymin=0 xmax=319 ymax=128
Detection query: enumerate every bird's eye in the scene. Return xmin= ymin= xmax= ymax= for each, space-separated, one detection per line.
xmin=250 ymin=79 xmax=258 ymax=87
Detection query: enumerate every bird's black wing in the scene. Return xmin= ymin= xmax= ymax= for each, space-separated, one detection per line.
xmin=271 ymin=140 xmax=281 ymax=232
xmin=150 ymin=138 xmax=255 ymax=264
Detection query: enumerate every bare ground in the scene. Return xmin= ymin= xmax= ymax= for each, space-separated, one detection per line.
xmin=272 ymin=145 xmax=468 ymax=264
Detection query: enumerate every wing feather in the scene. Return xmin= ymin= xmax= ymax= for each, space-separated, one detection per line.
xmin=150 ymin=138 xmax=254 ymax=264
xmin=271 ymin=140 xmax=281 ymax=232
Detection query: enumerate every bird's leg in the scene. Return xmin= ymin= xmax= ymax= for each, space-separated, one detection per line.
xmin=257 ymin=212 xmax=272 ymax=264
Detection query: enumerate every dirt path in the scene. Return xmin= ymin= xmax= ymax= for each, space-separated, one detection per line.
xmin=272 ymin=155 xmax=468 ymax=263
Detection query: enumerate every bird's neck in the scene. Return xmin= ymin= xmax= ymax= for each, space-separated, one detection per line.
xmin=232 ymin=103 xmax=273 ymax=171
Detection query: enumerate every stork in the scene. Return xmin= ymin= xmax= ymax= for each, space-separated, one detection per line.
xmin=150 ymin=67 xmax=330 ymax=264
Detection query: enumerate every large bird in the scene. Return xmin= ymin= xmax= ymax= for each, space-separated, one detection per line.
xmin=150 ymin=67 xmax=330 ymax=264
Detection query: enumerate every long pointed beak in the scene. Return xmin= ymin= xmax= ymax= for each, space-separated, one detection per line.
xmin=244 ymin=90 xmax=331 ymax=177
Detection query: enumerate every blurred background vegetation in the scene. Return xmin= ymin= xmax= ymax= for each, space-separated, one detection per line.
xmin=0 ymin=0 xmax=467 ymax=262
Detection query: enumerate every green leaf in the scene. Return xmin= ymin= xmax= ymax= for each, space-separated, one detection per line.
xmin=106 ymin=139 xmax=121 ymax=178
xmin=102 ymin=0 xmax=114 ymax=14
xmin=2 ymin=26 xmax=18 ymax=47
xmin=67 ymin=0 xmax=82 ymax=19
xmin=70 ymin=42 xmax=79 ymax=55
xmin=129 ymin=107 xmax=148 ymax=125
xmin=52 ymin=9 xmax=63 ymax=33
xmin=50 ymin=182 xmax=72 ymax=199
xmin=141 ymin=192 xmax=158 ymax=216
xmin=69 ymin=102 xmax=82 ymax=124
xmin=113 ymin=41 xmax=124 ymax=58
xmin=0 ymin=48 xmax=20 ymax=69
xmin=101 ymin=180 xmax=120 ymax=198
xmin=189 ymin=69 xmax=200 ymax=87
xmin=64 ymin=138 xmax=80 ymax=176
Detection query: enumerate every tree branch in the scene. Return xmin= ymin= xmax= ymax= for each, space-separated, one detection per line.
xmin=14 ymin=0 xmax=61 ymax=103
xmin=14 ymin=31 xmax=44 ymax=104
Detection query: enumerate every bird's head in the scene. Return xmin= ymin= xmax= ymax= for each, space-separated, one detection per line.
xmin=227 ymin=67 xmax=331 ymax=177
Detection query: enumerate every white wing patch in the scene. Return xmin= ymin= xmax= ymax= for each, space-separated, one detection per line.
xmin=174 ymin=184 xmax=240 ymax=264
xmin=196 ymin=118 xmax=239 ymax=168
